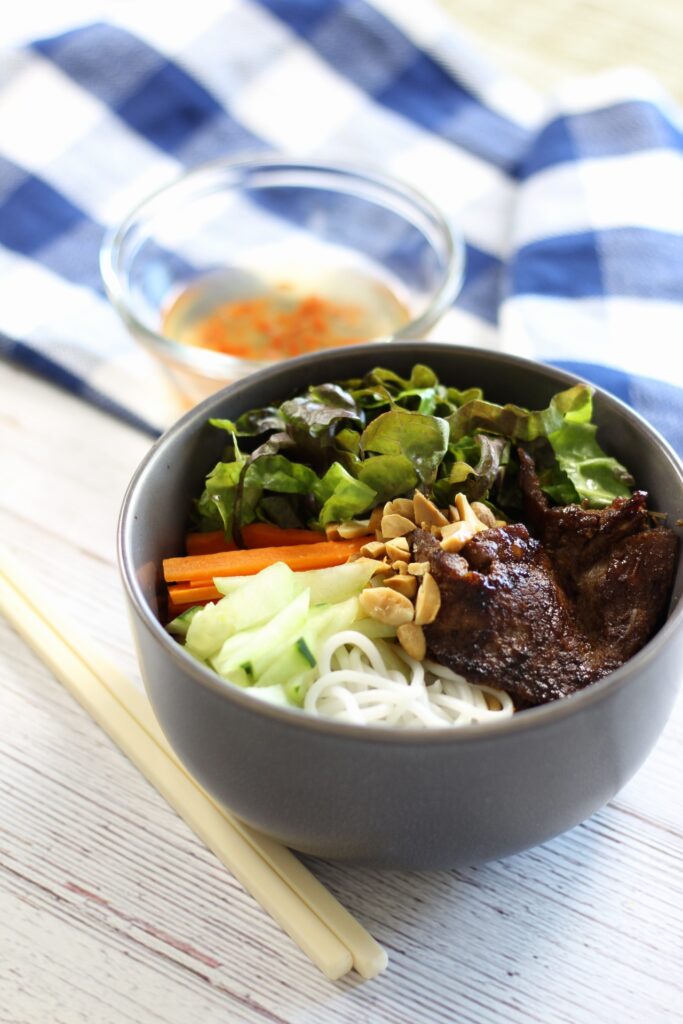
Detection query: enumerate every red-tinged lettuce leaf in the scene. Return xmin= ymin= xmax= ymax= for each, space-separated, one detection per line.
xmin=210 ymin=408 xmax=284 ymax=436
xmin=280 ymin=384 xmax=362 ymax=437
xmin=448 ymin=384 xmax=593 ymax=443
xmin=433 ymin=434 xmax=509 ymax=506
xmin=447 ymin=384 xmax=632 ymax=507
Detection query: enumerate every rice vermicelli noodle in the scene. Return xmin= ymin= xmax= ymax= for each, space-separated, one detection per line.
xmin=304 ymin=631 xmax=514 ymax=727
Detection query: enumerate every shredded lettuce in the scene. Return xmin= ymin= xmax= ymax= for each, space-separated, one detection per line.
xmin=193 ymin=366 xmax=635 ymax=537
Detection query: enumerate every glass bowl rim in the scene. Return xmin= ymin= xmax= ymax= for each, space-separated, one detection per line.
xmin=100 ymin=154 xmax=466 ymax=378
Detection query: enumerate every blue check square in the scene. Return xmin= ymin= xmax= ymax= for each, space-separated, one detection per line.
xmin=0 ymin=172 xmax=85 ymax=257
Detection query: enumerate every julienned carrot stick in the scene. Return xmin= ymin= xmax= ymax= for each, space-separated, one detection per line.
xmin=163 ymin=539 xmax=365 ymax=584
xmin=168 ymin=583 xmax=222 ymax=604
xmin=244 ymin=524 xmax=323 ymax=547
xmin=185 ymin=533 xmax=237 ymax=556
xmin=186 ymin=524 xmax=324 ymax=556
xmin=167 ymin=595 xmax=213 ymax=618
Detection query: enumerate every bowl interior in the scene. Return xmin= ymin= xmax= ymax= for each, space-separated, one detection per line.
xmin=121 ymin=342 xmax=683 ymax=688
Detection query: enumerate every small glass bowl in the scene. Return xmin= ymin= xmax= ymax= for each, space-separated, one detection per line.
xmin=101 ymin=156 xmax=464 ymax=406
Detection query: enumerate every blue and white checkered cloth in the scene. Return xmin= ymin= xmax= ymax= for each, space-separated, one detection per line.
xmin=1 ymin=1 xmax=682 ymax=448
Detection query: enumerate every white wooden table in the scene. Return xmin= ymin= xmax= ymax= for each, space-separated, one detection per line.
xmin=1 ymin=360 xmax=682 ymax=1024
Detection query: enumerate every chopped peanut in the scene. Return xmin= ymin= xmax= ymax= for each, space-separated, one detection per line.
xmin=385 ymin=574 xmax=418 ymax=599
xmin=381 ymin=513 xmax=416 ymax=538
xmin=385 ymin=536 xmax=410 ymax=562
xmin=471 ymin=502 xmax=497 ymax=529
xmin=413 ymin=491 xmax=449 ymax=528
xmin=337 ymin=519 xmax=374 ymax=539
xmin=359 ymin=586 xmax=415 ymax=626
xmin=440 ymin=521 xmax=476 ymax=553
xmin=407 ymin=561 xmax=430 ymax=576
xmin=397 ymin=622 xmax=426 ymax=661
xmin=414 ymin=572 xmax=441 ymax=625
xmin=455 ymin=493 xmax=488 ymax=533
xmin=360 ymin=540 xmax=386 ymax=559
xmin=389 ymin=498 xmax=415 ymax=520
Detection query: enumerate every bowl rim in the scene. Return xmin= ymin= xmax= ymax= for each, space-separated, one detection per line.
xmin=100 ymin=154 xmax=465 ymax=379
xmin=118 ymin=341 xmax=683 ymax=746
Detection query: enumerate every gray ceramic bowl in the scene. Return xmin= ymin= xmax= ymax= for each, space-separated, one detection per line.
xmin=118 ymin=342 xmax=683 ymax=870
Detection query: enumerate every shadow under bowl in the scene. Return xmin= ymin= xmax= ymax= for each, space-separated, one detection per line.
xmin=118 ymin=342 xmax=683 ymax=870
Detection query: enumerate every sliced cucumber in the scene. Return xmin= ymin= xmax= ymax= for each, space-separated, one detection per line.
xmin=351 ymin=617 xmax=398 ymax=641
xmin=294 ymin=561 xmax=377 ymax=605
xmin=223 ymin=666 xmax=253 ymax=689
xmin=248 ymin=684 xmax=291 ymax=707
xmin=166 ymin=605 xmax=201 ymax=638
xmin=305 ymin=596 xmax=362 ymax=650
xmin=256 ymin=596 xmax=362 ymax=705
xmin=259 ymin=655 xmax=316 ymax=706
xmin=284 ymin=668 xmax=317 ymax=707
xmin=256 ymin=636 xmax=316 ymax=688
xmin=186 ymin=562 xmax=300 ymax=660
xmin=215 ymin=559 xmax=375 ymax=605
xmin=210 ymin=589 xmax=310 ymax=680
xmin=212 ymin=575 xmax=249 ymax=597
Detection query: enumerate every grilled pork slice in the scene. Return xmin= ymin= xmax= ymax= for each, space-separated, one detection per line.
xmin=414 ymin=457 xmax=678 ymax=706
xmin=518 ymin=448 xmax=678 ymax=667
xmin=414 ymin=527 xmax=600 ymax=705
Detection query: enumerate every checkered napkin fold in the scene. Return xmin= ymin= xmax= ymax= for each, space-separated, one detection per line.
xmin=0 ymin=0 xmax=682 ymax=451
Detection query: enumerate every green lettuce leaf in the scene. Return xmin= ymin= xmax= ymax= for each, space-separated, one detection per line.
xmin=313 ymin=463 xmax=377 ymax=525
xmin=445 ymin=386 xmax=484 ymax=408
xmin=257 ymin=494 xmax=307 ymax=529
xmin=460 ymin=434 xmax=509 ymax=502
xmin=244 ymin=455 xmax=318 ymax=494
xmin=547 ymin=421 xmax=633 ymax=507
xmin=360 ymin=409 xmax=449 ymax=488
xmin=362 ymin=364 xmax=437 ymax=392
xmin=197 ymin=454 xmax=318 ymax=536
xmin=334 ymin=428 xmax=361 ymax=454
xmin=195 ymin=459 xmax=247 ymax=533
xmin=357 ymin=454 xmax=418 ymax=504
xmin=344 ymin=365 xmax=478 ymax=419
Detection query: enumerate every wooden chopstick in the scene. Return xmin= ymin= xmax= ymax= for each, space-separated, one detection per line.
xmin=0 ymin=548 xmax=388 ymax=980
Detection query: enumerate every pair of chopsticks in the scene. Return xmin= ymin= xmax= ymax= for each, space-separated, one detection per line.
xmin=0 ymin=547 xmax=387 ymax=980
